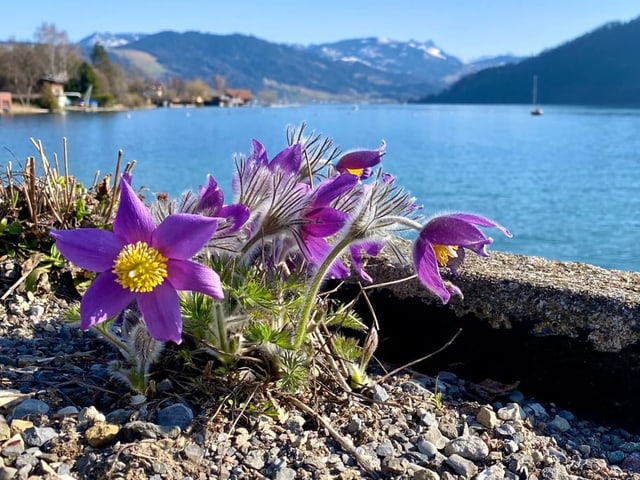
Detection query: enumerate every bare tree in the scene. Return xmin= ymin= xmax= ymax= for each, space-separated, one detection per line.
xmin=34 ymin=23 xmax=78 ymax=81
xmin=0 ymin=43 xmax=48 ymax=105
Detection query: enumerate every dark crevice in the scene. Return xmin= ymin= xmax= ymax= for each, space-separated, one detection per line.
xmin=334 ymin=285 xmax=640 ymax=433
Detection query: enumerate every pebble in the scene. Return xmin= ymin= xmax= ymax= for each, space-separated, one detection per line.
xmin=10 ymin=399 xmax=49 ymax=419
xmin=22 ymin=426 xmax=57 ymax=447
xmin=156 ymin=403 xmax=193 ymax=430
xmin=84 ymin=423 xmax=120 ymax=448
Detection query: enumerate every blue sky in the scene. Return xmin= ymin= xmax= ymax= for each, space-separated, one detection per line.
xmin=6 ymin=1 xmax=640 ymax=62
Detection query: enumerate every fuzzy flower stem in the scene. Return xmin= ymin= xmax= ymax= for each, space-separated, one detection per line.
xmin=95 ymin=321 xmax=131 ymax=359
xmin=383 ymin=216 xmax=423 ymax=231
xmin=293 ymin=235 xmax=354 ymax=350
xmin=213 ymin=303 xmax=229 ymax=354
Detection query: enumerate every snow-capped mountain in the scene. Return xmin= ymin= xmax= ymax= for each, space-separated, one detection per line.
xmin=304 ymin=37 xmax=465 ymax=82
xmin=78 ymin=32 xmax=147 ymax=49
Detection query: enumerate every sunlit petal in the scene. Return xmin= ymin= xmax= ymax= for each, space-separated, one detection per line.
xmin=152 ymin=214 xmax=218 ymax=259
xmin=167 ymin=259 xmax=224 ymax=299
xmin=113 ymin=177 xmax=155 ymax=244
xmin=51 ymin=228 xmax=122 ymax=272
xmin=80 ymin=271 xmax=135 ymax=329
xmin=137 ymin=282 xmax=183 ymax=343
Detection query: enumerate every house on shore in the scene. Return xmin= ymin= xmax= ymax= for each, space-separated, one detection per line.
xmin=0 ymin=92 xmax=11 ymax=113
xmin=208 ymin=89 xmax=253 ymax=107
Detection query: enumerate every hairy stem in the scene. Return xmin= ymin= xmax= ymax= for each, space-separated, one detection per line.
xmin=293 ymin=235 xmax=353 ymax=349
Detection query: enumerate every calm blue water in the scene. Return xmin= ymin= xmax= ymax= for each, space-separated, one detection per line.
xmin=1 ymin=104 xmax=639 ymax=272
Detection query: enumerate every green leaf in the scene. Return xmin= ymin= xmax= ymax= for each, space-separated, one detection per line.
xmin=331 ymin=334 xmax=361 ymax=362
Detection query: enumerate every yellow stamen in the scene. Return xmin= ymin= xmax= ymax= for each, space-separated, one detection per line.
xmin=346 ymin=167 xmax=364 ymax=177
xmin=433 ymin=244 xmax=458 ymax=267
xmin=113 ymin=241 xmax=168 ymax=293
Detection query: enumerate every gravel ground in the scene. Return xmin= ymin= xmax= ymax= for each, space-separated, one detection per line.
xmin=2 ymin=257 xmax=640 ymax=480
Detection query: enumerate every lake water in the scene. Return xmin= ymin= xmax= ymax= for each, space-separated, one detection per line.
xmin=1 ymin=104 xmax=639 ymax=272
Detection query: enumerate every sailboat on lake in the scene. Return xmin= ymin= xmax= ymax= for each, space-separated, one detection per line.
xmin=530 ymin=75 xmax=543 ymax=116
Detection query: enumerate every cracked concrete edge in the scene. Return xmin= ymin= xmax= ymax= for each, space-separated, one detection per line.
xmin=359 ymin=240 xmax=640 ymax=353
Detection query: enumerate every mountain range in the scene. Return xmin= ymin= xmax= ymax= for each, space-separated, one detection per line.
xmin=78 ymin=32 xmax=521 ymax=102
xmin=422 ymin=16 xmax=640 ymax=106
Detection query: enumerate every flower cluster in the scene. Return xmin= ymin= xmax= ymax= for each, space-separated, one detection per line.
xmin=51 ymin=127 xmax=510 ymax=391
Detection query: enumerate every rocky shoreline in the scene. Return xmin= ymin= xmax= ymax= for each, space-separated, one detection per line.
xmin=2 ymin=254 xmax=640 ymax=479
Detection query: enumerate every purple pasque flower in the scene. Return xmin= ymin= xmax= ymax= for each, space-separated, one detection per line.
xmin=249 ymin=139 xmax=302 ymax=175
xmin=298 ymin=173 xmax=358 ymax=265
xmin=412 ymin=213 xmax=512 ymax=303
xmin=197 ymin=174 xmax=250 ymax=233
xmin=50 ymin=174 xmax=224 ymax=344
xmin=335 ymin=140 xmax=386 ymax=179
xmin=234 ymin=140 xmax=304 ymax=214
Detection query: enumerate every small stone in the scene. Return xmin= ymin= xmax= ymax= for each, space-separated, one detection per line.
xmin=422 ymin=427 xmax=447 ymax=450
xmin=183 ymin=443 xmax=204 ymax=462
xmin=9 ymin=419 xmax=32 ymax=436
xmin=346 ymin=416 xmax=366 ymax=434
xmin=621 ymin=452 xmax=640 ymax=472
xmin=284 ymin=415 xmax=305 ymax=435
xmin=445 ymin=453 xmax=478 ymax=478
xmin=11 ymin=399 xmax=49 ymax=419
xmin=274 ymin=466 xmax=297 ymax=480
xmin=56 ymin=406 xmax=79 ymax=417
xmin=477 ymin=464 xmax=506 ymax=480
xmin=476 ymin=406 xmax=498 ymax=429
xmin=496 ymin=424 xmax=516 ymax=437
xmin=540 ymin=464 xmax=569 ymax=480
xmin=413 ymin=468 xmax=440 ymax=480
xmin=444 ymin=436 xmax=489 ymax=461
xmin=1 ymin=434 xmax=24 ymax=457
xmin=504 ymin=440 xmax=518 ymax=454
xmin=0 ymin=419 xmax=10 ymax=442
xmin=85 ymin=423 xmax=120 ymax=448
xmin=497 ymin=403 xmax=525 ymax=421
xmin=23 ymin=426 xmax=58 ymax=447
xmin=548 ymin=415 xmax=571 ymax=433
xmin=372 ymin=384 xmax=389 ymax=402
xmin=608 ymin=450 xmax=625 ymax=464
xmin=78 ymin=406 xmax=105 ymax=425
xmin=376 ymin=440 xmax=395 ymax=458
xmin=416 ymin=439 xmax=438 ymax=458
xmin=0 ymin=466 xmax=18 ymax=480
xmin=156 ymin=403 xmax=193 ymax=430
xmin=526 ymin=402 xmax=548 ymax=417
xmin=244 ymin=450 xmax=265 ymax=470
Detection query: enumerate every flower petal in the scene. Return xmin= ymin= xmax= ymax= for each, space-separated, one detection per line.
xmin=166 ymin=259 xmax=224 ymax=299
xmin=312 ymin=173 xmax=358 ymax=207
xmin=327 ymin=258 xmax=351 ymax=279
xmin=412 ymin=236 xmax=452 ymax=303
xmin=349 ymin=241 xmax=384 ymax=283
xmin=197 ymin=174 xmax=224 ymax=213
xmin=298 ymin=235 xmax=332 ymax=265
xmin=421 ymin=215 xmax=494 ymax=256
xmin=270 ymin=143 xmax=302 ymax=174
xmin=51 ymin=228 xmax=122 ymax=272
xmin=152 ymin=214 xmax=219 ymax=259
xmin=80 ymin=271 xmax=135 ymax=329
xmin=336 ymin=141 xmax=385 ymax=173
xmin=303 ymin=207 xmax=349 ymax=237
xmin=113 ymin=176 xmax=155 ymax=244
xmin=447 ymin=213 xmax=512 ymax=238
xmin=250 ymin=139 xmax=268 ymax=166
xmin=137 ymin=282 xmax=183 ymax=343
xmin=218 ymin=204 xmax=250 ymax=232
